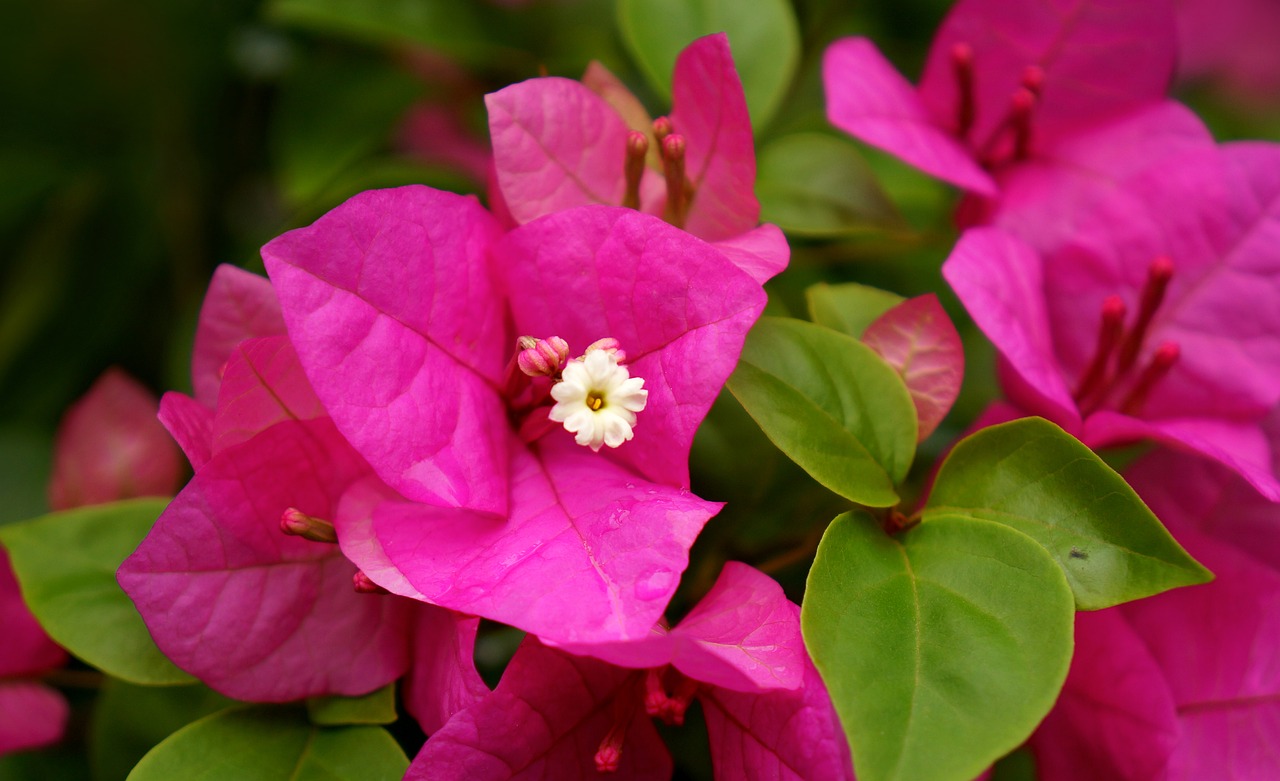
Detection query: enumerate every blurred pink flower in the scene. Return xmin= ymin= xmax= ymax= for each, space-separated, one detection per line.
xmin=0 ymin=549 xmax=68 ymax=756
xmin=824 ymin=0 xmax=1181 ymax=196
xmin=945 ymin=142 xmax=1280 ymax=499
xmin=1176 ymin=0 xmax=1280 ymax=107
xmin=47 ymin=368 xmax=183 ymax=511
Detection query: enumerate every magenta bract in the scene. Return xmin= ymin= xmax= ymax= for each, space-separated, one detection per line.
xmin=258 ymin=186 xmax=763 ymax=646
xmin=0 ymin=550 xmax=67 ymax=756
xmin=944 ymin=142 xmax=1280 ymax=498
xmin=410 ymin=564 xmax=852 ymax=780
xmin=487 ymin=33 xmax=787 ymax=283
xmin=824 ymin=0 xmax=1182 ymax=200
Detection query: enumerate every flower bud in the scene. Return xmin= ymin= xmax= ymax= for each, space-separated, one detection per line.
xmin=517 ymin=335 xmax=570 ymax=377
xmin=279 ymin=508 xmax=338 ymax=544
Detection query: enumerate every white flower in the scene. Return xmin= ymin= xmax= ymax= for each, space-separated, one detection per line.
xmin=548 ymin=349 xmax=648 ymax=451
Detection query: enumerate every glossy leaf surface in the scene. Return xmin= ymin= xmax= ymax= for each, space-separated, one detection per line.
xmin=924 ymin=417 xmax=1212 ymax=609
xmin=803 ymin=512 xmax=1074 ymax=781
xmin=127 ymin=706 xmax=408 ymax=781
xmin=727 ymin=317 xmax=916 ymax=507
xmin=307 ymin=684 xmax=397 ymax=726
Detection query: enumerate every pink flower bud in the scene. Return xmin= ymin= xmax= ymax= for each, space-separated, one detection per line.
xmin=279 ymin=507 xmax=338 ymax=544
xmin=516 ymin=335 xmax=570 ymax=377
xmin=584 ymin=337 xmax=626 ymax=364
xmin=352 ymin=570 xmax=390 ymax=594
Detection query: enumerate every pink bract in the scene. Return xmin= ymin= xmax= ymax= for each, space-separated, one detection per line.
xmin=1033 ymin=442 xmax=1280 ymax=778
xmin=824 ymin=0 xmax=1183 ymax=197
xmin=122 ymin=285 xmax=473 ymax=703
xmin=119 ymin=409 xmax=416 ymax=701
xmin=862 ymin=294 xmax=965 ymax=442
xmin=487 ymin=33 xmax=786 ymax=283
xmin=1177 ymin=0 xmax=1280 ymax=105
xmin=261 ymin=186 xmax=764 ymax=645
xmin=0 ymin=549 xmax=68 ymax=756
xmin=409 ymin=564 xmax=852 ymax=780
xmin=944 ymin=142 xmax=1280 ymax=498
xmin=47 ymin=368 xmax=183 ymax=511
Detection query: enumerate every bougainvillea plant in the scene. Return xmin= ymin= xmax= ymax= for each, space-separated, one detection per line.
xmin=2 ymin=1 xmax=1277 ymax=780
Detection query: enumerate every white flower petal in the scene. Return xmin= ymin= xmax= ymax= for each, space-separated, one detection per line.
xmin=546 ymin=347 xmax=648 ymax=450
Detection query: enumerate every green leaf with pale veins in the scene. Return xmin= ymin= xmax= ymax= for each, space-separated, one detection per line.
xmin=802 ymin=512 xmax=1074 ymax=781
xmin=307 ymin=683 xmax=397 ymax=726
xmin=805 ymin=281 xmax=905 ymax=339
xmin=924 ymin=417 xmax=1212 ymax=609
xmin=727 ymin=317 xmax=917 ymax=507
xmin=127 ymin=706 xmax=408 ymax=781
xmin=0 ymin=497 xmax=193 ymax=684
xmin=616 ymin=0 xmax=799 ymax=131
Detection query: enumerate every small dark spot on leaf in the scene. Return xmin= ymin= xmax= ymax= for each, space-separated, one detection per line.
xmin=1069 ymin=547 xmax=1087 ymax=560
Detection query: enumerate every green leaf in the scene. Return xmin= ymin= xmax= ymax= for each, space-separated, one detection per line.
xmin=127 ymin=707 xmax=408 ymax=781
xmin=616 ymin=0 xmax=800 ymax=131
xmin=726 ymin=317 xmax=916 ymax=507
xmin=757 ymin=133 xmax=902 ymax=236
xmin=0 ymin=498 xmax=193 ymax=685
xmin=802 ymin=512 xmax=1074 ymax=781
xmin=90 ymin=679 xmax=233 ymax=781
xmin=923 ymin=417 xmax=1213 ymax=609
xmin=307 ymin=684 xmax=397 ymax=726
xmin=805 ymin=281 xmax=905 ymax=339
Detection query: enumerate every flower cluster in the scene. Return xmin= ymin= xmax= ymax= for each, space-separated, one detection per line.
xmin=106 ymin=31 xmax=855 ymax=778
xmin=1 ymin=0 xmax=1266 ymax=777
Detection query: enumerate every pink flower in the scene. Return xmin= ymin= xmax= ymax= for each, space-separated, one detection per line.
xmin=0 ymin=549 xmax=68 ymax=756
xmin=823 ymin=0 xmax=1182 ymax=196
xmin=1176 ymin=0 xmax=1280 ymax=108
xmin=259 ymin=187 xmax=764 ymax=645
xmin=47 ymin=368 xmax=183 ymax=511
xmin=410 ymin=563 xmax=853 ymax=780
xmin=944 ymin=142 xmax=1280 ymax=499
xmin=486 ymin=32 xmax=788 ymax=285
xmin=119 ymin=269 xmax=430 ymax=702
xmin=1031 ymin=431 xmax=1280 ymax=779
xmin=824 ymin=0 xmax=1224 ymax=256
